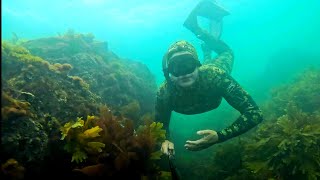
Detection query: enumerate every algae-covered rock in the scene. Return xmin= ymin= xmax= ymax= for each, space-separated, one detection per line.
xmin=1 ymin=32 xmax=159 ymax=178
xmin=1 ymin=42 xmax=100 ymax=122
xmin=20 ymin=31 xmax=157 ymax=115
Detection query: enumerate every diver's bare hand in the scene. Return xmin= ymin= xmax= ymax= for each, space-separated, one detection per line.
xmin=185 ymin=130 xmax=218 ymax=151
xmin=161 ymin=140 xmax=175 ymax=155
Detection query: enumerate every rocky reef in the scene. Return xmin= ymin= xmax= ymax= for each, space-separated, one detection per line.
xmin=1 ymin=31 xmax=167 ymax=179
xmin=21 ymin=30 xmax=157 ymax=118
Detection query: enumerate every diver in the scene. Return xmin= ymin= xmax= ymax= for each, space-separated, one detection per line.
xmin=156 ymin=0 xmax=263 ymax=155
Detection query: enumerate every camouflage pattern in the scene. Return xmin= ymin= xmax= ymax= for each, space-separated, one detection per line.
xmin=155 ymin=45 xmax=263 ymax=143
xmin=166 ymin=40 xmax=199 ymax=63
xmin=203 ymin=50 xmax=234 ymax=74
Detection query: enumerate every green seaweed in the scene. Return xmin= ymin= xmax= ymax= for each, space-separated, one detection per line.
xmin=243 ymin=68 xmax=320 ymax=179
xmin=60 ymin=115 xmax=105 ymax=163
xmin=59 ymin=105 xmax=167 ymax=178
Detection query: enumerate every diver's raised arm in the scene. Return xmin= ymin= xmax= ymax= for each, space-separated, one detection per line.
xmin=216 ymin=72 xmax=263 ymax=142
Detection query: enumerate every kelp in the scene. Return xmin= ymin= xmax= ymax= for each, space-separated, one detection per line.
xmin=60 ymin=105 xmax=167 ymax=178
xmin=244 ymin=104 xmax=320 ymax=179
xmin=135 ymin=121 xmax=166 ymax=160
xmin=242 ymin=68 xmax=320 ymax=179
xmin=95 ymin=106 xmax=166 ymax=176
xmin=60 ymin=115 xmax=105 ymax=163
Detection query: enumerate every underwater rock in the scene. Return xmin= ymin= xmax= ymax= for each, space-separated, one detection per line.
xmin=1 ymin=158 xmax=25 ymax=180
xmin=1 ymin=34 xmax=159 ymax=178
xmin=20 ymin=31 xmax=157 ymax=116
xmin=1 ymin=116 xmax=49 ymax=164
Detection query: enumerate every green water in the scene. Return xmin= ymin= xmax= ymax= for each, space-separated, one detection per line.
xmin=2 ymin=0 xmax=320 ymax=179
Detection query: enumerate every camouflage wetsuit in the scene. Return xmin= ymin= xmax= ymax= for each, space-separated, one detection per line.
xmin=155 ymin=39 xmax=263 ymax=143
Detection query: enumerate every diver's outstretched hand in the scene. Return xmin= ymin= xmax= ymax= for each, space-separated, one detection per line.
xmin=161 ymin=140 xmax=175 ymax=155
xmin=185 ymin=130 xmax=218 ymax=151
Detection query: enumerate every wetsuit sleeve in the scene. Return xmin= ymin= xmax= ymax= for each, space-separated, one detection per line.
xmin=155 ymin=86 xmax=172 ymax=139
xmin=215 ymin=72 xmax=263 ymax=143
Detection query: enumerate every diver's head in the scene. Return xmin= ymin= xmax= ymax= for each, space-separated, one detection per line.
xmin=162 ymin=40 xmax=201 ymax=88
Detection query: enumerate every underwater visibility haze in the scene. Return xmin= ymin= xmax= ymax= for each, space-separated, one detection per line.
xmin=1 ymin=0 xmax=320 ymax=179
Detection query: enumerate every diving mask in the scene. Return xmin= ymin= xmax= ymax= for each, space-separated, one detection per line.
xmin=168 ymin=52 xmax=199 ymax=77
